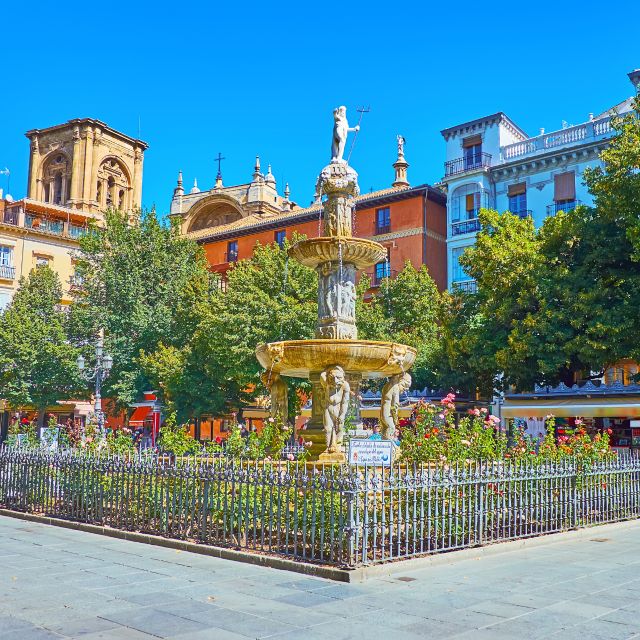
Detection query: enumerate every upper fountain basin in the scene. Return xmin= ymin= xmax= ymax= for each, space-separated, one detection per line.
xmin=288 ymin=237 xmax=387 ymax=270
xmin=255 ymin=339 xmax=417 ymax=379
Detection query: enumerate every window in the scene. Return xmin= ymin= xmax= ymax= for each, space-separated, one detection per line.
xmin=275 ymin=230 xmax=286 ymax=248
xmin=34 ymin=255 xmax=51 ymax=268
xmin=463 ymin=135 xmax=482 ymax=170
xmin=465 ymin=193 xmax=480 ymax=220
xmin=0 ymin=291 xmax=11 ymax=311
xmin=508 ymin=183 xmax=527 ymax=215
xmin=451 ymin=184 xmax=488 ymax=224
xmin=106 ymin=177 xmax=115 ymax=207
xmin=0 ymin=246 xmax=12 ymax=267
xmin=227 ymin=240 xmax=238 ymax=262
xmin=375 ymin=207 xmax=391 ymax=234
xmin=451 ymin=247 xmax=469 ymax=283
xmin=96 ymin=180 xmax=102 ymax=204
xmin=374 ymin=260 xmax=391 ymax=284
xmin=118 ymin=190 xmax=125 ymax=210
xmin=54 ymin=173 xmax=63 ymax=204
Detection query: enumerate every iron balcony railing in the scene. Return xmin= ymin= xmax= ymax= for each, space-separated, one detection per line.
xmin=547 ymin=200 xmax=582 ymax=216
xmin=25 ymin=214 xmax=64 ymax=235
xmin=444 ymin=152 xmax=492 ymax=177
xmin=375 ymin=224 xmax=391 ymax=236
xmin=513 ymin=209 xmax=533 ymax=219
xmin=365 ymin=268 xmax=397 ymax=287
xmin=2 ymin=448 xmax=640 ymax=569
xmin=0 ymin=265 xmax=15 ymax=280
xmin=452 ymin=279 xmax=477 ymax=294
xmin=451 ymin=218 xmax=481 ymax=236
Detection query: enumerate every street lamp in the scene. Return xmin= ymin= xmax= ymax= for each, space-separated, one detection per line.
xmin=77 ymin=329 xmax=113 ymax=433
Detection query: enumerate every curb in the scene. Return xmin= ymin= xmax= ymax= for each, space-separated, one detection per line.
xmin=1 ymin=509 xmax=638 ymax=583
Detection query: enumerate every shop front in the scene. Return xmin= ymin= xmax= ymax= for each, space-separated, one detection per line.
xmin=502 ymin=381 xmax=640 ymax=455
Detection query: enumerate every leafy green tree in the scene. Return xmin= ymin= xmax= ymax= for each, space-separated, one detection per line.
xmin=69 ymin=209 xmax=214 ymax=408
xmin=0 ymin=267 xmax=80 ymax=427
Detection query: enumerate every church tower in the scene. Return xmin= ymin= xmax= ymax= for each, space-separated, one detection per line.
xmin=25 ymin=118 xmax=148 ymax=214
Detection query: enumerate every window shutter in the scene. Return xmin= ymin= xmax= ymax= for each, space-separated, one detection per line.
xmin=508 ymin=182 xmax=526 ymax=197
xmin=554 ymin=171 xmax=576 ymax=201
xmin=462 ymin=135 xmax=482 ymax=148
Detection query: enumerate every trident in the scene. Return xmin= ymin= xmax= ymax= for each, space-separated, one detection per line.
xmin=347 ymin=106 xmax=370 ymax=163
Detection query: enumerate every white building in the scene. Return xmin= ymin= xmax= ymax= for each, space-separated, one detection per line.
xmin=440 ymin=69 xmax=640 ymax=292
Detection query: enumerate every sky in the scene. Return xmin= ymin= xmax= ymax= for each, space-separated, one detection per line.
xmin=1 ymin=0 xmax=639 ymax=213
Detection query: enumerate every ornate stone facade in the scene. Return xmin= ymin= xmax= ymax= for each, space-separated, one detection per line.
xmin=25 ymin=118 xmax=148 ymax=215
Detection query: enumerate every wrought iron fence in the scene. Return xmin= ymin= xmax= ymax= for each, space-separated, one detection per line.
xmin=0 ymin=447 xmax=639 ymax=568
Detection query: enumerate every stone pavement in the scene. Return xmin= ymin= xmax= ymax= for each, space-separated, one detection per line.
xmin=1 ymin=516 xmax=640 ymax=639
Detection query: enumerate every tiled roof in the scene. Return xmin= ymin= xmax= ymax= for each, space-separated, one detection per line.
xmin=186 ymin=185 xmax=414 ymax=241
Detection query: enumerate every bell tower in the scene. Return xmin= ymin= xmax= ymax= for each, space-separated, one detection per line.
xmin=25 ymin=118 xmax=148 ymax=215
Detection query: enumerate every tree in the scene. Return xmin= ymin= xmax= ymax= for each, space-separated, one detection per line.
xmin=0 ymin=267 xmax=80 ymax=427
xmin=68 ymin=209 xmax=215 ymax=409
xmin=357 ymin=262 xmax=442 ymax=390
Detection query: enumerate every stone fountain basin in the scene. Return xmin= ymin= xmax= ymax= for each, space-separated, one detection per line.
xmin=255 ymin=339 xmax=417 ymax=379
xmin=288 ymin=237 xmax=387 ymax=270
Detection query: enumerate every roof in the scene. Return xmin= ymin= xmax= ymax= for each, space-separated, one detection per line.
xmin=187 ymin=183 xmax=445 ymax=243
xmin=440 ymin=112 xmax=528 ymax=141
xmin=5 ymin=198 xmax=102 ymax=221
xmin=594 ymin=96 xmax=635 ymax=120
xmin=25 ymin=118 xmax=148 ymax=150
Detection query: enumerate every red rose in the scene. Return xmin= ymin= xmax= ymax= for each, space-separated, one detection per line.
xmin=425 ymin=433 xmax=431 ymax=439
xmin=215 ymin=436 xmax=222 ymax=444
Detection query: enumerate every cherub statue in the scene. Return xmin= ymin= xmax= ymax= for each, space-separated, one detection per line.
xmin=320 ymin=365 xmax=351 ymax=452
xmin=380 ymin=372 xmax=412 ymax=440
xmin=260 ymin=371 xmax=288 ymax=423
xmin=331 ymin=106 xmax=359 ymax=163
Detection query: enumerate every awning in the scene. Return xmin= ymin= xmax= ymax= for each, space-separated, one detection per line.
xmin=242 ymin=409 xmax=269 ymax=419
xmin=502 ymin=396 xmax=640 ymax=418
xmin=129 ymin=406 xmax=152 ymax=425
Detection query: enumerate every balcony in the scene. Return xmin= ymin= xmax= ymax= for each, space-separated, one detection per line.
xmin=375 ymin=224 xmax=391 ymax=236
xmin=3 ymin=209 xmax=18 ymax=225
xmin=0 ymin=265 xmax=15 ymax=280
xmin=25 ymin=214 xmax=64 ymax=235
xmin=451 ymin=218 xmax=481 ymax=236
xmin=445 ymin=153 xmax=492 ymax=177
xmin=365 ymin=268 xmax=397 ymax=287
xmin=546 ymin=200 xmax=581 ymax=216
xmin=68 ymin=224 xmax=88 ymax=239
xmin=501 ymin=116 xmax=614 ymax=162
xmin=69 ymin=274 xmax=84 ymax=289
xmin=452 ymin=279 xmax=477 ymax=294
xmin=512 ymin=209 xmax=533 ymax=219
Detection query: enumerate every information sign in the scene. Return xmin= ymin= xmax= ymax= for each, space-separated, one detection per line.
xmin=348 ymin=439 xmax=394 ymax=466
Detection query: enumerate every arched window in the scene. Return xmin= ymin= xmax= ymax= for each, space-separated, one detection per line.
xmin=44 ymin=183 xmax=50 ymax=203
xmin=118 ymin=190 xmax=125 ymax=210
xmin=54 ymin=173 xmax=63 ymax=204
xmin=450 ymin=184 xmax=490 ymax=223
xmin=96 ymin=180 xmax=102 ymax=204
xmin=96 ymin=158 xmax=130 ymax=211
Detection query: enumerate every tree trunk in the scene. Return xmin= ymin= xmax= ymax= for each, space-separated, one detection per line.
xmin=36 ymin=405 xmax=47 ymax=434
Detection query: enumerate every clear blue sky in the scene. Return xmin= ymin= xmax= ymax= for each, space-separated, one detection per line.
xmin=1 ymin=1 xmax=638 ymax=213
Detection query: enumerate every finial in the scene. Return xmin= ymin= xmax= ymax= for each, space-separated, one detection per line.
xmin=392 ymin=135 xmax=410 ymax=188
xmin=252 ymin=155 xmax=263 ymax=182
xmin=284 ymin=182 xmax=290 ymax=199
xmin=190 ymin=178 xmax=200 ymax=194
xmin=173 ymin=170 xmax=184 ymax=198
xmin=265 ymin=163 xmax=276 ymax=186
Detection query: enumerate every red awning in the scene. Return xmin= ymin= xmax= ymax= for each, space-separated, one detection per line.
xmin=129 ymin=406 xmax=152 ymax=426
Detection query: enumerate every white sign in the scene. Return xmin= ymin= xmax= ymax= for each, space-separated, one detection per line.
xmin=39 ymin=427 xmax=59 ymax=451
xmin=348 ymin=439 xmax=394 ymax=466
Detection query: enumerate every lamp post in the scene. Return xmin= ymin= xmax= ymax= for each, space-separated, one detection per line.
xmin=77 ymin=329 xmax=113 ymax=433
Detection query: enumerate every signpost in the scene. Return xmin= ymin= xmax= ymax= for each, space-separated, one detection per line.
xmin=348 ymin=439 xmax=394 ymax=466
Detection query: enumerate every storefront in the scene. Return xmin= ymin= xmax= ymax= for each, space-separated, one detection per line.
xmin=502 ymin=381 xmax=640 ymax=455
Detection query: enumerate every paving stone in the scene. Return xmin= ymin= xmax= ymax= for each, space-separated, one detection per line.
xmin=97 ymin=608 xmax=210 ymax=638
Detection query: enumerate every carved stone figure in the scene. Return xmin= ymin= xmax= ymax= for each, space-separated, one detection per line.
xmin=331 ymin=106 xmax=359 ymax=163
xmin=320 ymin=365 xmax=351 ymax=452
xmin=340 ymin=280 xmax=356 ymax=319
xmin=261 ymin=371 xmax=288 ymax=422
xmin=380 ymin=372 xmax=412 ymax=439
xmin=397 ymin=134 xmax=406 ymax=157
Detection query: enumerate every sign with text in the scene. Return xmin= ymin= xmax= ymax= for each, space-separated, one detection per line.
xmin=348 ymin=439 xmax=394 ymax=466
xmin=39 ymin=427 xmax=60 ymax=451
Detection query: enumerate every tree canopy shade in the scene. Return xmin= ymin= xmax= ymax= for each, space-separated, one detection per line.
xmin=0 ymin=267 xmax=80 ymax=426
xmin=68 ymin=209 xmax=215 ymax=409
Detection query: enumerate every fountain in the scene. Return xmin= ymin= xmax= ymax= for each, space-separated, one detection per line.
xmin=256 ymin=107 xmax=416 ymax=462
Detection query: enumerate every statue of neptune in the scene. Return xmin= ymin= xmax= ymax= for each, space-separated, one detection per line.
xmin=331 ymin=106 xmax=359 ymax=163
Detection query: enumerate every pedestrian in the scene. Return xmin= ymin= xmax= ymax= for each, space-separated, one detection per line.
xmin=369 ymin=424 xmax=382 ymax=441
